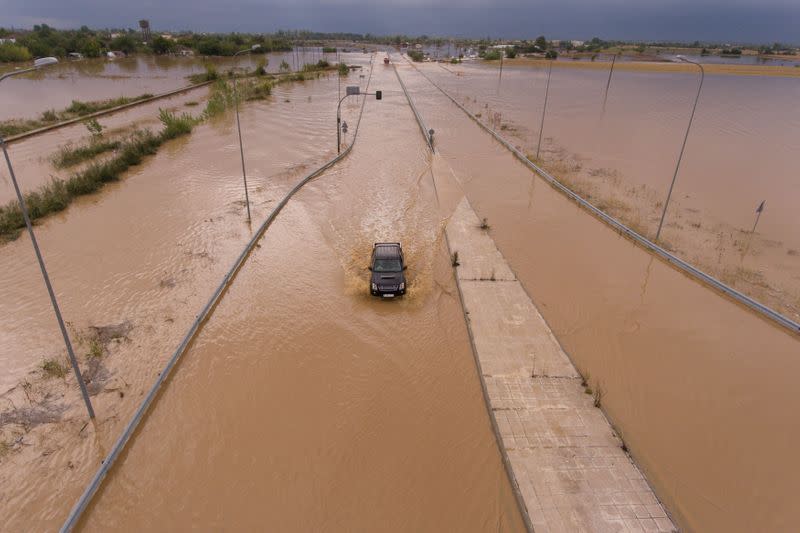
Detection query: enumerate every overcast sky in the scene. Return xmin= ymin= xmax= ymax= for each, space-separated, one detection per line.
xmin=3 ymin=0 xmax=798 ymax=44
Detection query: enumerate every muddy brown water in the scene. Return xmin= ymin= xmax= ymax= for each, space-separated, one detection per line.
xmin=0 ymin=57 xmax=392 ymax=529
xmin=398 ymin=60 xmax=800 ymax=532
xmin=422 ymin=61 xmax=800 ymax=320
xmin=76 ymin=61 xmax=523 ymax=531
xmin=0 ymin=51 xmax=365 ymax=121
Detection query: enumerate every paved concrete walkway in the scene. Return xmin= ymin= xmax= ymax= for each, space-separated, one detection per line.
xmin=446 ymin=197 xmax=677 ymax=533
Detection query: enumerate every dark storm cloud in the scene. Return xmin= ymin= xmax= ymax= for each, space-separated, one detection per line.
xmin=3 ymin=0 xmax=798 ymax=43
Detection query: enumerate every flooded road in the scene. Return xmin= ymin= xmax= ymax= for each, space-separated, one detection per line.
xmin=0 ymin=58 xmax=380 ymax=529
xmin=398 ymin=59 xmax=800 ymax=532
xmin=76 ymin=61 xmax=523 ymax=530
xmin=424 ymin=60 xmax=800 ymax=319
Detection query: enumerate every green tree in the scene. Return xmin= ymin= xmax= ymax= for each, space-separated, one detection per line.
xmin=80 ymin=38 xmax=102 ymax=58
xmin=151 ymin=36 xmax=175 ymax=55
xmin=0 ymin=43 xmax=32 ymax=62
xmin=534 ymin=35 xmax=547 ymax=50
xmin=505 ymin=47 xmax=517 ymax=59
xmin=110 ymin=34 xmax=137 ymax=54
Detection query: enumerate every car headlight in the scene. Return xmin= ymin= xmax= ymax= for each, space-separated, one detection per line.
xmin=399 ymin=282 xmax=405 ymax=290
xmin=371 ymin=283 xmax=377 ymax=290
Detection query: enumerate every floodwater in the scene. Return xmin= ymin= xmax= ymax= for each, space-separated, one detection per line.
xmin=77 ymin=60 xmax=523 ymax=531
xmin=398 ymin=59 xmax=800 ymax=532
xmin=1 ymin=87 xmax=210 ymax=204
xmin=0 ymin=56 xmax=373 ymax=529
xmin=423 ymin=60 xmax=800 ymax=319
xmin=0 ymin=50 xmax=363 ymax=121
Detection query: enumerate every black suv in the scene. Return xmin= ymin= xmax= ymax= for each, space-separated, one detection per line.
xmin=369 ymin=243 xmax=407 ymax=297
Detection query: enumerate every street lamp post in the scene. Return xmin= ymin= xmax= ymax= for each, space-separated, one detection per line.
xmin=535 ymin=59 xmax=553 ymax=160
xmin=655 ymin=55 xmax=705 ymax=242
xmin=231 ymin=44 xmax=261 ymax=222
xmin=0 ymin=57 xmax=96 ymax=420
xmin=602 ymin=53 xmax=618 ymax=112
xmin=337 ymin=85 xmax=382 ymax=154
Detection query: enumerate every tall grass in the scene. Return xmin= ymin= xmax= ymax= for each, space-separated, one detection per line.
xmin=52 ymin=139 xmax=122 ymax=168
xmin=0 ymin=93 xmax=154 ymax=137
xmin=0 ymin=65 xmax=318 ymax=242
xmin=0 ymin=125 xmax=180 ymax=241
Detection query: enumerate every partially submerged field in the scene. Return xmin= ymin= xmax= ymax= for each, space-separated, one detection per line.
xmin=425 ymin=58 xmax=800 ymax=320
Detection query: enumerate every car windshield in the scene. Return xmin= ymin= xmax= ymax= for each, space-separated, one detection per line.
xmin=373 ymin=258 xmax=402 ymax=272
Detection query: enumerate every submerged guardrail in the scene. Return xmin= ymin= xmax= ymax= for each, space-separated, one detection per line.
xmin=60 ymin=55 xmax=376 ymax=532
xmin=403 ymin=57 xmax=800 ymax=336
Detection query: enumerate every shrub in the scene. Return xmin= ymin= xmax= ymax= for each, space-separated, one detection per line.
xmin=408 ymin=50 xmax=424 ymax=62
xmin=253 ymin=57 xmax=268 ymax=76
xmin=322 ymin=46 xmax=336 ymax=53
xmin=158 ymin=108 xmax=196 ymax=140
xmin=245 ymin=79 xmax=273 ymax=100
xmin=41 ymin=358 xmax=68 ymax=379
xmin=0 ymin=42 xmax=32 ymax=62
xmin=53 ymin=138 xmax=121 ymax=168
xmin=85 ymin=118 xmax=103 ymax=137
xmin=279 ymin=60 xmax=290 ymax=72
xmin=481 ymin=49 xmax=502 ymax=60
xmin=338 ymin=62 xmax=349 ymax=76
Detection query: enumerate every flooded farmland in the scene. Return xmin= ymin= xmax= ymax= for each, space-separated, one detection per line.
xmin=0 ymin=49 xmax=363 ymax=121
xmin=398 ymin=59 xmax=800 ymax=532
xmin=1 ymin=47 xmax=799 ymax=533
xmin=424 ymin=59 xmax=800 ymax=319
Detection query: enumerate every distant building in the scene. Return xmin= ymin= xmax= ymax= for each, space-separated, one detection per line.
xmin=139 ymin=20 xmax=151 ymax=43
xmin=0 ymin=38 xmax=17 ymax=44
xmin=571 ymin=40 xmax=585 ymax=47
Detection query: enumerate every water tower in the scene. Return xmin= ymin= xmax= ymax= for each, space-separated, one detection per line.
xmin=139 ymin=20 xmax=151 ymax=42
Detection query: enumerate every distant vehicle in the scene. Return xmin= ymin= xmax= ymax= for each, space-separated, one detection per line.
xmin=383 ymin=56 xmax=390 ymax=64
xmin=369 ymin=243 xmax=407 ymax=298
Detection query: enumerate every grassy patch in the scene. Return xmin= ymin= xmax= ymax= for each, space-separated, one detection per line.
xmin=0 ymin=94 xmax=154 ymax=137
xmin=52 ymin=139 xmax=121 ymax=168
xmin=41 ymin=358 xmax=68 ymax=379
xmin=86 ymin=338 xmax=103 ymax=359
xmin=0 ymin=126 xmax=175 ymax=241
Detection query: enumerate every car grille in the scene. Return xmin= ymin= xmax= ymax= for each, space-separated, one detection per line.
xmin=379 ymin=285 xmax=399 ymax=291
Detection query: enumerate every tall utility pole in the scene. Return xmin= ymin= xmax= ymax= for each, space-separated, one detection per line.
xmin=536 ymin=60 xmax=553 ymax=160
xmin=1 ymin=58 xmax=95 ymax=420
xmin=655 ymin=55 xmax=704 ymax=242
xmin=602 ymin=53 xmax=617 ymax=112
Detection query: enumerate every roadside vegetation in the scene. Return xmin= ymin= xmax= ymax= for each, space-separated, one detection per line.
xmin=408 ymin=50 xmax=425 ymax=62
xmin=0 ymin=113 xmax=192 ymax=241
xmin=52 ymin=138 xmax=121 ymax=168
xmin=0 ymin=94 xmax=154 ymax=137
